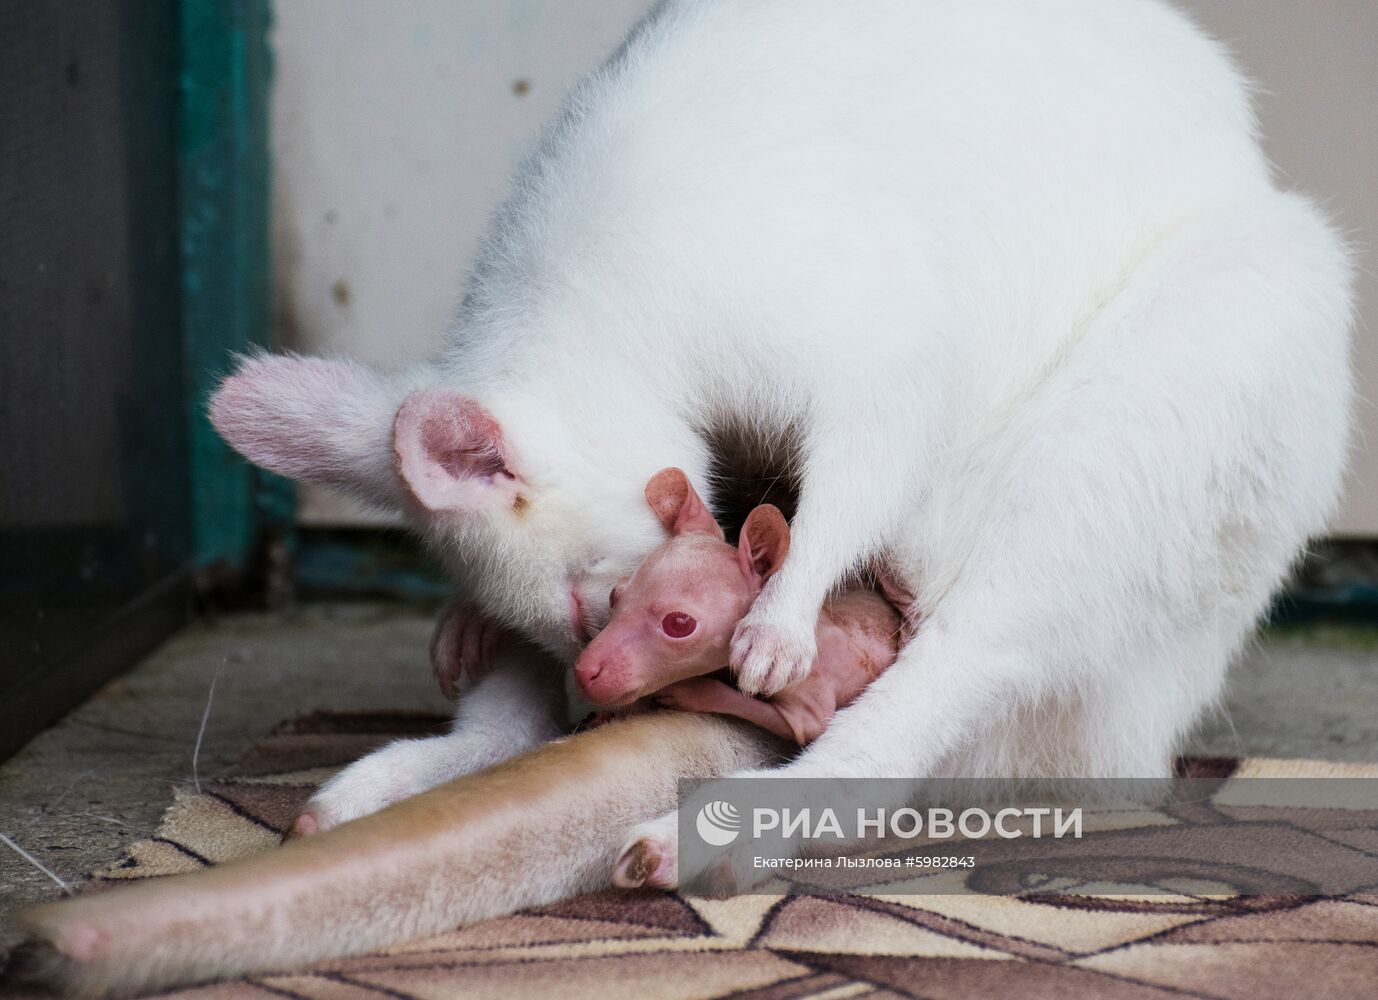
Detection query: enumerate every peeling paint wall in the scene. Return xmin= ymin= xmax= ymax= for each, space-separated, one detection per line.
xmin=272 ymin=0 xmax=1377 ymax=534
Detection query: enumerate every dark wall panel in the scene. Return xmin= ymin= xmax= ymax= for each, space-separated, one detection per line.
xmin=0 ymin=0 xmax=190 ymax=757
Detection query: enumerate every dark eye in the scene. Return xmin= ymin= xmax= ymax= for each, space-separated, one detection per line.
xmin=661 ymin=612 xmax=697 ymax=638
xmin=609 ymin=586 xmax=621 ymax=609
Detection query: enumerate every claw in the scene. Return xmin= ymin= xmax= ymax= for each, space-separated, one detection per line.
xmin=730 ymin=616 xmax=816 ymax=696
xmin=431 ymin=602 xmax=503 ymax=700
xmin=283 ymin=810 xmax=320 ymax=841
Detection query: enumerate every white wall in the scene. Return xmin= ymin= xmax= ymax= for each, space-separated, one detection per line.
xmin=1180 ymin=0 xmax=1378 ymax=536
xmin=271 ymin=0 xmax=1377 ymax=534
xmin=271 ymin=0 xmax=655 ymax=524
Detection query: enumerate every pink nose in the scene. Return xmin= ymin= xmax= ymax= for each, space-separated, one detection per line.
xmin=576 ymin=657 xmax=604 ymax=687
xmin=575 ymin=647 xmax=628 ymax=704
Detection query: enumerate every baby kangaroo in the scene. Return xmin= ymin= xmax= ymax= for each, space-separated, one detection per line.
xmin=575 ymin=468 xmax=904 ymax=746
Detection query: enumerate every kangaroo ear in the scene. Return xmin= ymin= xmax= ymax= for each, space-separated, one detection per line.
xmin=209 ymin=352 xmax=404 ymax=507
xmin=738 ymin=505 xmax=790 ymax=586
xmin=645 ymin=468 xmax=722 ymax=539
xmin=393 ymin=388 xmax=522 ymax=512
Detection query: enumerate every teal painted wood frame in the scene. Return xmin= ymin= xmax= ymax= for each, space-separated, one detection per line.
xmin=179 ymin=0 xmax=292 ymax=571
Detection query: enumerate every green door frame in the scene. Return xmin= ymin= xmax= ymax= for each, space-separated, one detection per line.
xmin=180 ymin=0 xmax=292 ymax=575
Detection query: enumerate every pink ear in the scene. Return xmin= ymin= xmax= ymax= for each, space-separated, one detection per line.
xmin=737 ymin=505 xmax=790 ymax=586
xmin=644 ymin=468 xmax=723 ymax=539
xmin=393 ymin=389 xmax=521 ymax=512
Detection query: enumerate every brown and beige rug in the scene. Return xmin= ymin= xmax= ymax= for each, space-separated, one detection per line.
xmin=77 ymin=713 xmax=1378 ymax=998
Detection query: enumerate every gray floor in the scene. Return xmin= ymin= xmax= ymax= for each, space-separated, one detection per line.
xmin=0 ymin=603 xmax=445 ymax=940
xmin=2 ymin=604 xmax=1377 ymax=943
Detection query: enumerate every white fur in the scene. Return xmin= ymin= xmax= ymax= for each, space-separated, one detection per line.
xmin=213 ymin=0 xmax=1353 ymax=833
xmin=297 ymin=642 xmax=564 ymax=828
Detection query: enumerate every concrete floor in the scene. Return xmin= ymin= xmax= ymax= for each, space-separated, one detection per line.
xmin=2 ymin=603 xmax=1377 ymax=945
xmin=0 ymin=603 xmax=446 ymax=943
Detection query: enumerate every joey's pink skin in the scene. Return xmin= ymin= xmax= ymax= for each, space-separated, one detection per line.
xmin=575 ymin=469 xmax=903 ymax=745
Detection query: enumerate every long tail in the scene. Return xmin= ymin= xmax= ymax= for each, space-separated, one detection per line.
xmin=7 ymin=713 xmax=779 ymax=998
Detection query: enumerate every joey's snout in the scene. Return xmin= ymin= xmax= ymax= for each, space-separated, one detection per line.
xmin=574 ymin=635 xmax=642 ymax=707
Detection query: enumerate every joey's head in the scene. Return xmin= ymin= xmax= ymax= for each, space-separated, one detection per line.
xmin=574 ymin=468 xmax=789 ymax=707
xmin=207 ymin=353 xmax=666 ymax=660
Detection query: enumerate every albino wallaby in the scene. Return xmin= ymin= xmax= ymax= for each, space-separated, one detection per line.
xmin=9 ymin=711 xmax=781 ymax=998
xmin=208 ymin=0 xmax=1352 ymax=860
xmin=575 ymin=467 xmax=902 ymax=747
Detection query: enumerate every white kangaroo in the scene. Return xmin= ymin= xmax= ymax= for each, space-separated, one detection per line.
xmin=211 ymin=0 xmax=1353 ymax=859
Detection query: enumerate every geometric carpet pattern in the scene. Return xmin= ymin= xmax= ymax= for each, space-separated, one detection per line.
xmin=87 ymin=713 xmax=1378 ymax=999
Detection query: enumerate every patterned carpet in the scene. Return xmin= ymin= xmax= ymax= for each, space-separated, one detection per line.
xmin=78 ymin=712 xmax=1378 ymax=999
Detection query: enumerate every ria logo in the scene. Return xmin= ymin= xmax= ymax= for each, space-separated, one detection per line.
xmin=695 ymin=800 xmax=741 ymax=846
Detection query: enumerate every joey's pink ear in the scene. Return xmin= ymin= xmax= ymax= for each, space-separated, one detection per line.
xmin=209 ymin=352 xmax=403 ymax=507
xmin=393 ymin=388 xmax=521 ymax=512
xmin=644 ymin=468 xmax=723 ymax=539
xmin=737 ymin=505 xmax=790 ymax=586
